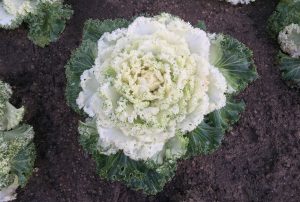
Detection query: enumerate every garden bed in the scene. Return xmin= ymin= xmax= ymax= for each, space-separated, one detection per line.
xmin=0 ymin=0 xmax=299 ymax=201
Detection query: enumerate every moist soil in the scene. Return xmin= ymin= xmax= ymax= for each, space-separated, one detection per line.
xmin=0 ymin=0 xmax=300 ymax=201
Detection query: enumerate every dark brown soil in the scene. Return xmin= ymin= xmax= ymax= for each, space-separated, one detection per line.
xmin=1 ymin=0 xmax=300 ymax=201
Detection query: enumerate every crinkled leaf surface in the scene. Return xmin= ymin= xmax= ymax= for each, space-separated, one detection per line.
xmin=207 ymin=97 xmax=245 ymax=131
xmin=79 ymin=119 xmax=177 ymax=195
xmin=66 ymin=19 xmax=129 ymax=114
xmin=185 ymin=122 xmax=223 ymax=157
xmin=278 ymin=51 xmax=300 ymax=88
xmin=210 ymin=34 xmax=257 ymax=93
xmin=10 ymin=125 xmax=35 ymax=188
xmin=83 ymin=19 xmax=130 ymax=43
xmin=185 ymin=97 xmax=245 ymax=157
xmin=25 ymin=1 xmax=73 ymax=47
xmin=11 ymin=142 xmax=35 ymax=188
xmin=65 ymin=40 xmax=97 ymax=114
xmin=1 ymin=124 xmax=35 ymax=189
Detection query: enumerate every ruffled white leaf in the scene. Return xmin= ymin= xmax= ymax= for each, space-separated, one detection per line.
xmin=185 ymin=29 xmax=210 ymax=60
xmin=127 ymin=16 xmax=166 ymax=36
xmin=206 ymin=65 xmax=227 ymax=113
xmin=0 ymin=2 xmax=15 ymax=28
xmin=76 ymin=69 xmax=101 ymax=117
xmin=96 ymin=119 xmax=174 ymax=161
xmin=1 ymin=103 xmax=25 ymax=131
xmin=177 ymin=94 xmax=209 ymax=132
xmin=0 ymin=82 xmax=25 ymax=131
xmin=0 ymin=177 xmax=18 ymax=202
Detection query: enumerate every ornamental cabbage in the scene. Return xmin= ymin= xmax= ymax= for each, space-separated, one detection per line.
xmin=77 ymin=15 xmax=227 ymax=162
xmin=0 ymin=0 xmax=73 ymax=47
xmin=268 ymin=0 xmax=300 ymax=88
xmin=0 ymin=81 xmax=36 ymax=201
xmin=224 ymin=0 xmax=255 ymax=5
xmin=278 ymin=23 xmax=300 ymax=58
xmin=66 ymin=13 xmax=257 ymax=194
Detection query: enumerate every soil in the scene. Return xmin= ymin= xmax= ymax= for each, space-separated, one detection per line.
xmin=0 ymin=0 xmax=299 ymax=201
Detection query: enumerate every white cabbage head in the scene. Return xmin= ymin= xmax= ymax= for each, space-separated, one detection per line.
xmin=278 ymin=23 xmax=300 ymax=58
xmin=77 ymin=13 xmax=227 ymax=162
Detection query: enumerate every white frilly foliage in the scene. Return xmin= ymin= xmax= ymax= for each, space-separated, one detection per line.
xmin=225 ymin=0 xmax=255 ymax=5
xmin=77 ymin=14 xmax=228 ymax=162
xmin=278 ymin=23 xmax=300 ymax=58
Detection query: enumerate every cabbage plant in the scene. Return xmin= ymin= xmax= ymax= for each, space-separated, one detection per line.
xmin=0 ymin=0 xmax=73 ymax=47
xmin=225 ymin=0 xmax=255 ymax=5
xmin=66 ymin=13 xmax=257 ymax=194
xmin=268 ymin=0 xmax=300 ymax=88
xmin=0 ymin=81 xmax=35 ymax=201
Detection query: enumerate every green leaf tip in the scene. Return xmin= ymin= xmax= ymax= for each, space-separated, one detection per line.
xmin=26 ymin=1 xmax=73 ymax=47
xmin=196 ymin=20 xmax=206 ymax=31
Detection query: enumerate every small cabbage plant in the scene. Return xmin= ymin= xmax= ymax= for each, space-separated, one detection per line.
xmin=0 ymin=81 xmax=35 ymax=201
xmin=66 ymin=13 xmax=257 ymax=194
xmin=224 ymin=0 xmax=255 ymax=5
xmin=0 ymin=0 xmax=73 ymax=47
xmin=268 ymin=0 xmax=300 ymax=88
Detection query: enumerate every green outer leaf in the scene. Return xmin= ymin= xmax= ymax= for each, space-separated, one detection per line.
xmin=267 ymin=0 xmax=300 ymax=39
xmin=277 ymin=51 xmax=300 ymax=88
xmin=65 ymin=19 xmax=130 ymax=114
xmin=11 ymin=141 xmax=35 ymax=188
xmin=79 ymin=120 xmax=177 ymax=195
xmin=96 ymin=153 xmax=176 ymax=195
xmin=207 ymin=97 xmax=245 ymax=131
xmin=185 ymin=97 xmax=245 ymax=157
xmin=83 ymin=19 xmax=130 ymax=43
xmin=25 ymin=1 xmax=73 ymax=47
xmin=210 ymin=34 xmax=258 ymax=93
xmin=65 ymin=40 xmax=97 ymax=114
xmin=185 ymin=122 xmax=223 ymax=157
